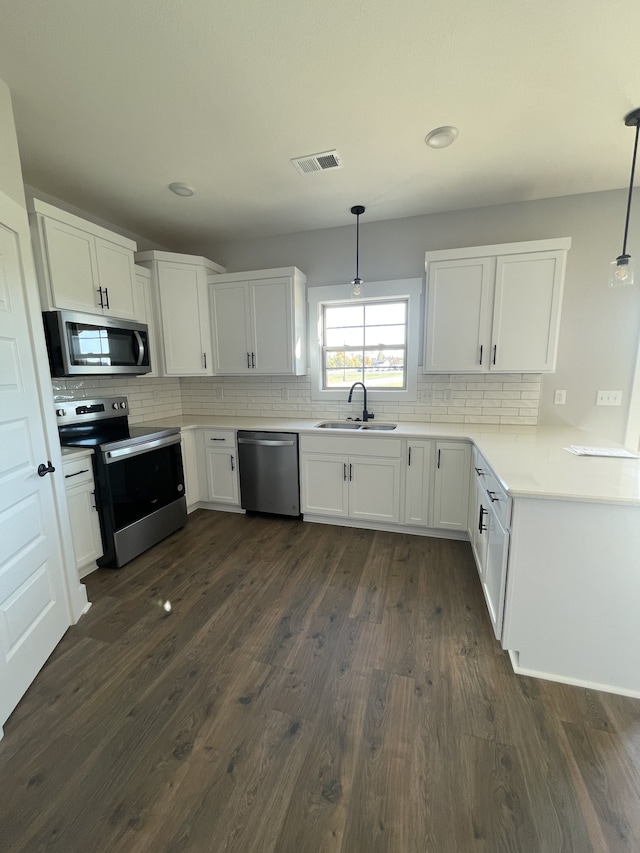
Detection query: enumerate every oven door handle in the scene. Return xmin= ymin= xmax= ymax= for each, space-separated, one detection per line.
xmin=104 ymin=433 xmax=181 ymax=463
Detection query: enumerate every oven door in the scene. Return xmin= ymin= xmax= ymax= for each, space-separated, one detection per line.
xmin=96 ymin=435 xmax=186 ymax=567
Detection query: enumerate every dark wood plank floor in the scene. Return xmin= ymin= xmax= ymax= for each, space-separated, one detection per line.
xmin=1 ymin=509 xmax=639 ymax=852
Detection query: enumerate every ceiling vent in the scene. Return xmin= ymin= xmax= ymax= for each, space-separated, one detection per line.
xmin=291 ymin=150 xmax=343 ymax=175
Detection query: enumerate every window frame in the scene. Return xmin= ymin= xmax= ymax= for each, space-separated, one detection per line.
xmin=308 ymin=278 xmax=422 ymax=403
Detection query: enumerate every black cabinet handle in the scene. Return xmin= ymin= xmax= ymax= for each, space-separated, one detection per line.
xmin=203 ymin=352 xmax=207 ymax=369
xmin=437 ymin=449 xmax=441 ymax=468
xmin=408 ymin=447 xmax=412 ymax=466
xmin=349 ymin=463 xmax=353 ymax=481
xmin=64 ymin=468 xmax=89 ymax=479
xmin=478 ymin=505 xmax=488 ymax=533
xmin=343 ymin=463 xmax=347 ymax=481
xmin=251 ymin=352 xmax=256 ymax=368
xmin=104 ymin=287 xmax=110 ymax=309
xmin=230 ymin=454 xmax=235 ymax=471
xmin=492 ymin=344 xmax=497 ymax=365
xmin=90 ymin=490 xmax=97 ymax=510
xmin=479 ymin=344 xmax=483 ymax=364
xmin=97 ymin=287 xmax=104 ymax=308
xmin=247 ymin=352 xmax=251 ymax=369
xmin=475 ymin=466 xmax=484 ymax=476
xmin=487 ymin=490 xmax=499 ymax=503
xmin=38 ymin=461 xmax=56 ymax=477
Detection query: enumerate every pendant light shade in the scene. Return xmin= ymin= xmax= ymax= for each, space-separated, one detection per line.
xmin=610 ymin=108 xmax=640 ymax=287
xmin=350 ymin=205 xmax=365 ymax=297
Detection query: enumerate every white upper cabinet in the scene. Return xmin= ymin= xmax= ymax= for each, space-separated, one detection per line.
xmin=210 ymin=267 xmax=307 ymax=375
xmin=135 ymin=250 xmax=226 ymax=377
xmin=29 ymin=199 xmax=137 ymax=320
xmin=132 ymin=264 xmax=159 ymax=376
xmin=424 ymin=238 xmax=571 ymax=373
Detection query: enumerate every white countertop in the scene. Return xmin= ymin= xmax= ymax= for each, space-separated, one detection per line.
xmin=139 ymin=415 xmax=640 ymax=506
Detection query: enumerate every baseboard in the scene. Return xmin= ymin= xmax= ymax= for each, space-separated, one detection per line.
xmin=508 ymin=649 xmax=640 ymax=699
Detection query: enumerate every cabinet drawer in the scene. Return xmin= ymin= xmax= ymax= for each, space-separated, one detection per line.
xmin=62 ymin=456 xmax=94 ymax=486
xmin=202 ymin=429 xmax=236 ymax=446
xmin=474 ymin=449 xmax=511 ymax=528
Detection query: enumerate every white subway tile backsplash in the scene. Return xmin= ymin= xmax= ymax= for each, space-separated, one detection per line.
xmin=52 ymin=372 xmax=542 ymax=427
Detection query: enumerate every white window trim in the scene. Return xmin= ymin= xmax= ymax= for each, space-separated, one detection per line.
xmin=308 ymin=278 xmax=422 ymax=403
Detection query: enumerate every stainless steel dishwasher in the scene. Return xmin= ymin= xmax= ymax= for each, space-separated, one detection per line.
xmin=237 ymin=431 xmax=300 ymax=516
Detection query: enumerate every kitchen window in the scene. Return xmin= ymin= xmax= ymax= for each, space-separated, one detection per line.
xmin=322 ymin=299 xmax=407 ymax=389
xmin=308 ymin=278 xmax=422 ymax=403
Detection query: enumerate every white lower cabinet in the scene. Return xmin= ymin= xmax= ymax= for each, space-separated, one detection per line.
xmin=63 ymin=453 xmax=103 ymax=578
xmin=432 ymin=441 xmax=471 ymax=531
xmin=300 ymin=435 xmax=402 ymax=524
xmin=180 ymin=429 xmax=200 ymax=511
xmin=199 ymin=429 xmax=240 ymax=506
xmin=403 ymin=440 xmax=433 ymax=526
xmin=469 ymin=448 xmax=512 ymax=640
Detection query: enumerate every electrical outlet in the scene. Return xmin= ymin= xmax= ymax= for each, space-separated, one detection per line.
xmin=596 ymin=390 xmax=622 ymax=407
xmin=215 ymin=387 xmax=224 ymax=400
xmin=554 ymin=390 xmax=566 ymax=405
xmin=282 ymin=388 xmax=289 ymax=401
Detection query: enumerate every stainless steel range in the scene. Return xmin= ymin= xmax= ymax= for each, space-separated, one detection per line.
xmin=56 ymin=396 xmax=186 ymax=568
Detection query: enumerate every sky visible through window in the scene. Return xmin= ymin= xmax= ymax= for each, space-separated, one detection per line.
xmin=322 ymin=299 xmax=407 ymax=388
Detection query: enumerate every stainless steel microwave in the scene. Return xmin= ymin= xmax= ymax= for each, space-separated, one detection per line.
xmin=43 ymin=310 xmax=151 ymax=377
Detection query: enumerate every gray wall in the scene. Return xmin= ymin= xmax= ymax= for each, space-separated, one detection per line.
xmin=0 ymin=78 xmax=26 ymax=208
xmin=195 ymin=190 xmax=640 ymax=444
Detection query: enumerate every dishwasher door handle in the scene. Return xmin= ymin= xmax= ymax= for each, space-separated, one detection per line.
xmin=237 ymin=438 xmax=296 ymax=447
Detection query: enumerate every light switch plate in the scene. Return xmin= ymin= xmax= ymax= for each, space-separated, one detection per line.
xmin=554 ymin=390 xmax=566 ymax=405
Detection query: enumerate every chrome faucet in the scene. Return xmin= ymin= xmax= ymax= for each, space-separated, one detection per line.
xmin=348 ymin=381 xmax=374 ymax=422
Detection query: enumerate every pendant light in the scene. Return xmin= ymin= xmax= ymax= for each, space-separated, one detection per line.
xmin=610 ymin=107 xmax=640 ymax=287
xmin=350 ymin=204 xmax=365 ymax=297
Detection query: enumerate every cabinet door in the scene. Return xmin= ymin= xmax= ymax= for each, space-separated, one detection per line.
xmin=210 ymin=282 xmax=252 ymax=373
xmin=300 ymin=454 xmax=349 ymax=517
xmin=349 ymin=457 xmax=401 ymax=523
xmin=205 ymin=448 xmax=239 ymax=504
xmin=432 ymin=441 xmax=471 ymax=530
xmin=133 ymin=269 xmax=160 ymax=376
xmin=483 ymin=509 xmax=509 ymax=639
xmin=158 ymin=263 xmax=212 ymax=375
xmin=470 ymin=478 xmax=489 ymax=579
xmin=66 ymin=484 xmax=103 ymax=576
xmin=250 ymin=278 xmax=293 ymax=373
xmin=42 ymin=217 xmax=100 ymax=313
xmin=404 ymin=440 xmax=432 ymax=526
xmin=424 ymin=257 xmax=494 ymax=372
xmin=181 ymin=431 xmax=200 ymax=510
xmin=491 ymin=251 xmax=565 ymax=372
xmin=95 ymin=237 xmax=136 ymax=320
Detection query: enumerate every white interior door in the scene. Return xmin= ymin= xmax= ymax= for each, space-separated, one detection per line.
xmin=0 ymin=198 xmax=71 ymax=736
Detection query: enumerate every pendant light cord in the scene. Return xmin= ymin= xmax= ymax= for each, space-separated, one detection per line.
xmin=355 ymin=211 xmax=360 ymax=281
xmin=621 ymin=119 xmax=640 ymax=257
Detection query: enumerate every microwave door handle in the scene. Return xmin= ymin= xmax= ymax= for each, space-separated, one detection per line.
xmin=133 ymin=330 xmax=145 ymax=366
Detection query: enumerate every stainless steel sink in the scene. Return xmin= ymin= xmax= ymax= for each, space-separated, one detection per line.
xmin=315 ymin=421 xmax=362 ymax=429
xmin=360 ymin=423 xmax=397 ymax=430
xmin=314 ymin=421 xmax=397 ymax=431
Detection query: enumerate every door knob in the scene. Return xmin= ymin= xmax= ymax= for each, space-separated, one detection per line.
xmin=37 ymin=461 xmax=56 ymax=477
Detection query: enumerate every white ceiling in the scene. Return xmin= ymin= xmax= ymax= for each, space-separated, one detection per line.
xmin=1 ymin=0 xmax=640 ymax=249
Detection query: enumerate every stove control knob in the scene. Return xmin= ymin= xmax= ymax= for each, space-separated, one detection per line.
xmin=112 ymin=402 xmax=120 ymax=410
xmin=121 ymin=401 xmax=127 ymax=409
xmin=56 ymin=408 xmax=66 ymax=417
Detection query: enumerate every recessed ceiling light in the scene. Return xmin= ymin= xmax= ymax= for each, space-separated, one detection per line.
xmin=168 ymin=182 xmax=195 ymax=197
xmin=424 ymin=126 xmax=459 ymax=149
